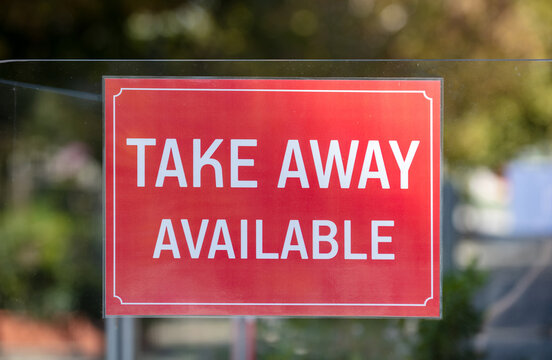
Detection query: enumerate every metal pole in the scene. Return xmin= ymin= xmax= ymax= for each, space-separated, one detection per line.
xmin=232 ymin=317 xmax=256 ymax=360
xmin=106 ymin=317 xmax=137 ymax=360
xmin=106 ymin=317 xmax=119 ymax=360
xmin=121 ymin=317 xmax=137 ymax=360
xmin=244 ymin=317 xmax=256 ymax=360
xmin=232 ymin=317 xmax=247 ymax=360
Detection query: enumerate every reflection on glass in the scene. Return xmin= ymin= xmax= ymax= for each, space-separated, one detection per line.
xmin=0 ymin=60 xmax=551 ymax=359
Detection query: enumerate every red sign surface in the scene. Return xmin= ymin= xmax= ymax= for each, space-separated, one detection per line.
xmin=104 ymin=78 xmax=441 ymax=317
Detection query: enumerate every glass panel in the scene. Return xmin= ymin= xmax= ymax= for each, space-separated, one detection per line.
xmin=0 ymin=60 xmax=551 ymax=359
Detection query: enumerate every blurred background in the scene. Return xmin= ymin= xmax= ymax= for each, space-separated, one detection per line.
xmin=1 ymin=0 xmax=552 ymax=359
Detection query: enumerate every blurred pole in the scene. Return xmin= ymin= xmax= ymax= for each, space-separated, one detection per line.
xmin=122 ymin=317 xmax=137 ymax=360
xmin=443 ymin=180 xmax=458 ymax=273
xmin=232 ymin=317 xmax=256 ymax=360
xmin=232 ymin=317 xmax=246 ymax=360
xmin=106 ymin=318 xmax=119 ymax=360
xmin=106 ymin=317 xmax=137 ymax=360
xmin=245 ymin=317 xmax=256 ymax=360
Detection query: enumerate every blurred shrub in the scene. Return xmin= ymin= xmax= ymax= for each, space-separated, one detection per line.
xmin=0 ymin=201 xmax=74 ymax=315
xmin=413 ymin=263 xmax=486 ymax=360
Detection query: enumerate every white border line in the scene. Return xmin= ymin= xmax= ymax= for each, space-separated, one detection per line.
xmin=112 ymin=87 xmax=435 ymax=307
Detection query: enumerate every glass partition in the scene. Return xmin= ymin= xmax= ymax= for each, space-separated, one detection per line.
xmin=0 ymin=60 xmax=551 ymax=359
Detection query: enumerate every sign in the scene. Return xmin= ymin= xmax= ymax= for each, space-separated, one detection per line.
xmin=104 ymin=78 xmax=441 ymax=317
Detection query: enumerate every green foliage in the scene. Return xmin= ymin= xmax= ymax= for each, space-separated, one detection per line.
xmin=0 ymin=89 xmax=103 ymax=319
xmin=412 ymin=263 xmax=486 ymax=360
xmin=0 ymin=199 xmax=102 ymax=318
xmin=442 ymin=62 xmax=552 ymax=169
xmin=0 ymin=201 xmax=74 ymax=315
xmin=2 ymin=1 xmax=552 ymax=59
xmin=257 ymin=318 xmax=407 ymax=360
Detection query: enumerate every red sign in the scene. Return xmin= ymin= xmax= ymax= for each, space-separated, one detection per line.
xmin=104 ymin=78 xmax=441 ymax=317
